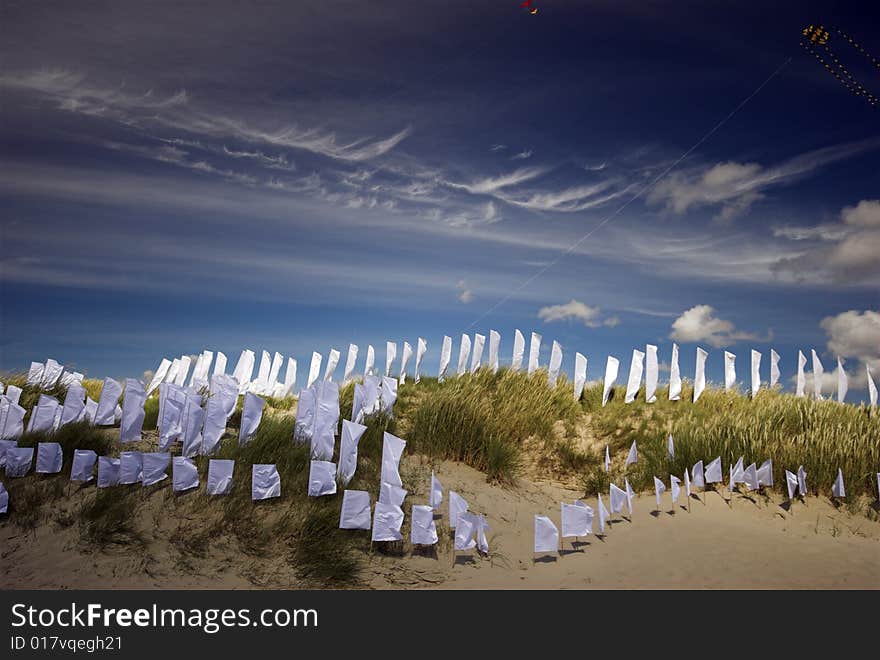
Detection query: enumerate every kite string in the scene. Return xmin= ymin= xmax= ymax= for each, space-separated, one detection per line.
xmin=463 ymin=55 xmax=793 ymax=332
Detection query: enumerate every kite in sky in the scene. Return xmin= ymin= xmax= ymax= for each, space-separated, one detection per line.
xmin=520 ymin=0 xmax=538 ymax=15
xmin=801 ymin=24 xmax=879 ymax=109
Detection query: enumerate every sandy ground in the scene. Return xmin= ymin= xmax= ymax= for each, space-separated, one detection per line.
xmin=2 ymin=458 xmax=878 ymax=590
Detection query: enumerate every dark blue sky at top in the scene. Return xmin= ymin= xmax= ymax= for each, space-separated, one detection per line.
xmin=1 ymin=1 xmax=878 ymax=396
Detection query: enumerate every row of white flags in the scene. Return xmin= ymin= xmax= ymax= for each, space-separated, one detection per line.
xmin=534 ymin=452 xmax=876 ymax=553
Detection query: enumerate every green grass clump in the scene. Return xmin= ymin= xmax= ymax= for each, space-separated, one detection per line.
xmin=78 ymin=489 xmax=143 ymax=548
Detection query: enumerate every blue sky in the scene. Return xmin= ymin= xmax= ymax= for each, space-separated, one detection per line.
xmin=1 ymin=1 xmax=878 ymax=396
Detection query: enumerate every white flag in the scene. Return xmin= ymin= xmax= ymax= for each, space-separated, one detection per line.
xmin=380 ymin=431 xmax=406 ymax=488
xmin=670 ymin=475 xmax=681 ymax=504
xmin=455 ymin=513 xmax=478 ymax=551
xmin=429 ymin=471 xmax=444 ymax=510
xmin=561 ymin=501 xmax=592 ymax=537
xmin=239 ymin=392 xmax=265 ymax=445
xmin=385 ymin=341 xmax=397 ymax=378
xmin=343 ymin=344 xmax=359 ymax=383
xmin=411 ymin=505 xmax=438 ymax=545
xmin=337 ymin=419 xmax=366 ymax=485
xmin=488 ymin=330 xmax=500 ymax=374
xmin=307 ymin=352 xmax=322 ymax=389
xmin=667 ymin=434 xmax=674 ymax=459
xmin=70 ymin=449 xmax=97 ymax=483
xmin=511 ymin=329 xmax=525 ymax=371
xmin=364 ymin=345 xmax=375 ymax=377
xmin=724 ymin=351 xmax=736 ymax=390
xmin=645 ymin=344 xmax=658 ymax=403
xmin=743 ymin=463 xmax=759 ymax=491
xmin=308 ymin=460 xmax=338 ymax=497
xmin=705 ymin=457 xmax=722 ymax=483
xmin=691 ymin=460 xmax=705 ymax=489
xmin=36 ymin=442 xmax=63 ymax=474
xmin=438 ymin=335 xmax=452 ymax=382
xmin=604 ymin=445 xmax=610 ymax=473
xmin=457 ymin=334 xmax=471 ymax=376
xmin=669 ymin=343 xmax=682 ymax=401
xmin=448 ymin=490 xmax=469 ymax=530
xmin=146 ymin=358 xmax=171 ymax=396
xmin=625 ymin=441 xmax=638 ymax=467
xmin=371 ymin=501 xmax=404 ymax=542
xmin=470 ymin=334 xmax=485 ymax=373
xmin=785 ymin=470 xmax=798 ymax=500
xmin=548 ymin=341 xmax=563 ymax=388
xmin=750 ymin=349 xmax=761 ymax=398
xmin=836 ymin=357 xmax=847 ymax=403
xmin=684 ymin=467 xmax=691 ymax=498
xmin=730 ymin=456 xmax=745 ymax=489
xmin=256 ymin=350 xmax=271 ymax=391
xmin=624 ymin=349 xmax=645 ymax=403
xmin=399 ymin=341 xmax=413 ymax=384
xmin=811 ymin=349 xmax=824 ymax=400
xmin=207 ymin=459 xmax=235 ymax=496
xmin=415 ymin=338 xmax=427 ymax=383
xmin=832 ymin=468 xmax=845 ymax=498
xmin=267 ymin=352 xmax=284 ymax=391
xmin=527 ymin=332 xmax=542 ymax=375
xmin=756 ymin=459 xmax=773 ymax=487
xmin=625 ymin=478 xmax=634 ymax=514
xmin=574 ymin=352 xmax=587 ymax=401
xmin=94 ymin=377 xmax=122 ymax=426
xmin=796 ymin=350 xmax=807 ymax=397
xmin=533 ymin=515 xmax=559 ymax=553
xmin=172 ymin=457 xmax=200 ymax=493
xmin=119 ymin=379 xmax=146 ymax=443
xmin=214 ymin=352 xmax=227 ymax=377
xmin=694 ymin=347 xmax=708 ymax=403
xmin=867 ymin=365 xmax=877 ymax=407
xmin=609 ymin=482 xmax=628 ymax=514
xmin=797 ymin=465 xmax=807 ymax=497
xmin=26 ymin=361 xmax=44 ymax=386
xmin=770 ymin=349 xmax=780 ymax=387
xmin=282 ymin=358 xmax=297 ymax=397
xmin=653 ymin=476 xmax=666 ymax=508
xmin=339 ymin=490 xmax=371 ymax=530
xmin=602 ymin=355 xmax=619 ymax=407
xmin=597 ymin=493 xmax=610 ymax=534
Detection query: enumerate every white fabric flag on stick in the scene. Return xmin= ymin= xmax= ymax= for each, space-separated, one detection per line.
xmin=232 ymin=349 xmax=255 ymax=391
xmin=604 ymin=445 xmax=610 ymax=473
xmin=252 ymin=464 xmax=281 ymax=500
xmin=797 ymin=465 xmax=807 ymax=497
xmin=597 ymin=493 xmax=610 ymax=535
xmin=705 ymin=457 xmax=722 ymax=483
xmin=692 ymin=460 xmax=705 ymax=489
xmin=173 ymin=355 xmax=192 ymax=388
xmin=164 ymin=358 xmax=181 ymax=386
xmin=785 ymin=470 xmax=799 ymax=500
xmin=239 ymin=392 xmax=265 ymax=445
xmin=181 ymin=403 xmax=204 ymax=458
xmin=724 ymin=351 xmax=737 ymax=390
xmin=574 ymin=352 xmax=587 ymax=401
xmin=832 ymin=468 xmax=845 ymax=498
xmin=751 ymin=349 xmax=761 ymax=398
xmin=324 ymin=349 xmax=340 ymax=382
xmin=743 ymin=463 xmax=759 ymax=491
xmin=214 ymin=351 xmax=227 ymax=377
xmin=142 ymin=452 xmax=170 ymax=487
xmin=378 ymin=482 xmax=407 ymax=507
xmin=415 ymin=338 xmax=427 ymax=383
xmin=343 ymin=344 xmax=359 ymax=383
xmin=454 ymin=512 xmax=478 ymax=551
xmin=438 ymin=336 xmax=452 ymax=382
xmin=693 ymin=347 xmax=708 ymax=403
xmin=837 ymin=357 xmax=847 ymax=403
xmin=308 ymin=460 xmax=337 ymax=497
xmin=70 ymin=449 xmax=97 ymax=483
xmin=280 ymin=357 xmax=296 ymax=397
xmin=410 ymin=504 xmax=438 ymax=545
xmin=36 ymin=442 xmax=63 ymax=474
xmin=488 ymin=330 xmax=500 ymax=374
xmin=811 ymin=349 xmax=824 ymax=400
xmin=456 ymin=334 xmax=471 ymax=376
xmin=147 ymin=359 xmax=172 ymax=396
xmin=533 ymin=515 xmax=559 ymax=553
xmin=120 ymin=379 xmax=146 ymax=443
xmin=0 ymin=483 xmax=8 ymax=514
xmin=385 ymin=342 xmax=397 ymax=378
xmin=5 ymin=447 xmax=33 ymax=477
xmin=379 ymin=376 xmax=397 ymax=414
xmin=448 ymin=490 xmax=468 ymax=529
xmin=429 ymin=471 xmax=444 ymax=510
xmin=4 ymin=384 xmax=22 ymax=406
xmin=756 ymin=459 xmax=774 ymax=487
xmin=609 ymin=483 xmax=628 ymax=514
xmin=267 ymin=352 xmax=283 ymax=391
xmin=527 ymin=332 xmax=542 ymax=375
xmin=97 ymin=457 xmax=120 ymax=488
xmin=41 ymin=359 xmax=63 ymax=389
xmin=207 ymin=459 xmax=235 ymax=496
xmin=645 ymin=344 xmax=658 ymax=403
xmin=653 ymin=476 xmax=666 ymax=508
xmin=770 ymin=349 xmax=780 ymax=387
xmin=796 ymin=350 xmax=807 ymax=397
xmin=119 ymin=451 xmax=143 ymax=485
xmin=624 ymin=349 xmax=645 ymax=403
xmin=307 ymin=352 xmax=322 ymax=389
xmin=28 ymin=397 xmax=59 ymax=434
xmin=730 ymin=456 xmax=745 ymax=490
xmin=399 ymin=341 xmax=413 ymax=384
xmin=684 ymin=468 xmax=691 ymax=498
xmin=511 ymin=329 xmax=525 ymax=371
xmin=311 ymin=381 xmax=339 ymax=459
xmin=475 ymin=514 xmax=490 ymax=554
xmin=548 ymin=341 xmax=563 ymax=388
xmin=625 ymin=441 xmax=638 ymax=467
xmin=670 ymin=475 xmax=681 ymax=505
xmin=380 ymin=431 xmax=406 ymax=488
xmin=364 ymin=345 xmax=375 ymax=377
xmin=256 ymin=350 xmax=271 ymax=391
xmin=669 ymin=343 xmax=682 ymax=401
xmin=867 ymin=365 xmax=878 ymax=407
xmin=339 ymin=490 xmax=371 ymax=530
xmin=94 ymin=377 xmax=123 ymax=426
xmin=26 ymin=361 xmax=44 ymax=386
xmin=172 ymin=457 xmax=199 ymax=492
xmin=371 ymin=501 xmax=404 ymax=542
xmin=602 ymin=355 xmax=619 ymax=407
xmin=561 ymin=501 xmax=593 ymax=537
xmin=470 ymin=334 xmax=485 ymax=373
xmin=667 ymin=434 xmax=674 ymax=459
xmin=625 ymin=478 xmax=635 ymax=514
xmin=337 ymin=419 xmax=366 ymax=485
